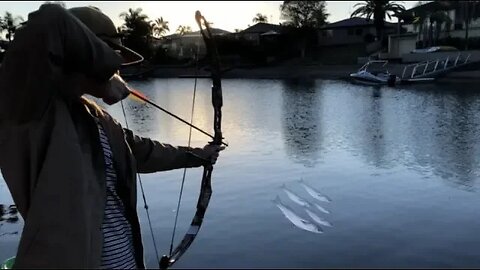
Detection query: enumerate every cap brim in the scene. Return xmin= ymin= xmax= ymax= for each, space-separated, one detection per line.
xmin=107 ymin=41 xmax=144 ymax=67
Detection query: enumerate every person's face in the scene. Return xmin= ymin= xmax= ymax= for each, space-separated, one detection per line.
xmin=84 ymin=77 xmax=109 ymax=98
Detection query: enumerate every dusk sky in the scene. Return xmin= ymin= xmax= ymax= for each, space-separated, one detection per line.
xmin=0 ymin=1 xmax=418 ymax=34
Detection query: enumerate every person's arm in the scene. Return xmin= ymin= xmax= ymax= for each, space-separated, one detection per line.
xmin=0 ymin=4 xmax=122 ymax=124
xmin=123 ymin=128 xmax=209 ymax=173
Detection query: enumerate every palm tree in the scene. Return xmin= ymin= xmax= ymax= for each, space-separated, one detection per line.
xmin=152 ymin=17 xmax=169 ymax=38
xmin=252 ymin=13 xmax=268 ymax=23
xmin=460 ymin=1 xmax=480 ymax=50
xmin=119 ymin=8 xmax=150 ymax=36
xmin=176 ymin=25 xmax=192 ymax=36
xmin=0 ymin=12 xmax=24 ymax=42
xmin=429 ymin=10 xmax=452 ymax=46
xmin=350 ymin=0 xmax=405 ymax=43
xmin=119 ymin=8 xmax=153 ymax=58
xmin=281 ymin=1 xmax=329 ymax=28
xmin=412 ymin=11 xmax=428 ymax=47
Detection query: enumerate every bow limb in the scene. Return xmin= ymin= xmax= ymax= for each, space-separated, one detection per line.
xmin=159 ymin=10 xmax=224 ymax=269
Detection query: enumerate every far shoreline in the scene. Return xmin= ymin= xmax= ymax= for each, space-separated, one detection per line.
xmin=126 ymin=63 xmax=480 ymax=84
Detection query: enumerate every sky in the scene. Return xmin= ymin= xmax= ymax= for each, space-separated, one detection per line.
xmin=0 ymin=1 xmax=419 ymax=35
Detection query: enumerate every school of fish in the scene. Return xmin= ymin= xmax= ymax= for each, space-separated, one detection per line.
xmin=273 ymin=179 xmax=333 ymax=234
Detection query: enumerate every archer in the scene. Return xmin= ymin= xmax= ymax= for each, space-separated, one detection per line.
xmin=0 ymin=4 xmax=223 ymax=269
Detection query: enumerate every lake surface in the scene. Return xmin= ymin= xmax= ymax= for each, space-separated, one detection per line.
xmin=2 ymin=78 xmax=480 ymax=268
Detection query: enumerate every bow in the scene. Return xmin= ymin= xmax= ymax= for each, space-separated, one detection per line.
xmin=121 ymin=10 xmax=223 ymax=269
xmin=157 ymin=10 xmax=224 ymax=269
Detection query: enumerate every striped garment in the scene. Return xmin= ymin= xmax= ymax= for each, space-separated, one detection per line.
xmin=95 ymin=117 xmax=137 ymax=269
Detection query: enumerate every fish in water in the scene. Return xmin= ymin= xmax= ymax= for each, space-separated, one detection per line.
xmin=305 ymin=208 xmax=332 ymax=227
xmin=281 ymin=184 xmax=312 ymax=208
xmin=299 ymin=179 xmax=332 ymax=203
xmin=314 ymin=203 xmax=330 ymax=214
xmin=273 ymin=196 xmax=323 ymax=234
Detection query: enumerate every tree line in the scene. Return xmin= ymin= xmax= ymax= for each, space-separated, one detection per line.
xmin=0 ymin=12 xmax=24 ymax=42
xmin=0 ymin=1 xmax=374 ymax=64
xmin=2 ymin=1 xmax=480 ymax=65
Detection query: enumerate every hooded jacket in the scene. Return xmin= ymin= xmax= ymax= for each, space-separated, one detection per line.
xmin=0 ymin=4 xmax=205 ymax=268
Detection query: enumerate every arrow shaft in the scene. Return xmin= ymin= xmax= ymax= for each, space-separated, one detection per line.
xmin=128 ymin=89 xmax=228 ymax=147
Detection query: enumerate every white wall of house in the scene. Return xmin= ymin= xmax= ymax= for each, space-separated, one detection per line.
xmin=164 ymin=35 xmax=206 ymax=59
xmin=388 ymin=34 xmax=418 ymax=58
xmin=403 ymin=14 xmax=480 ymax=40
xmin=472 ymin=18 xmax=480 ymax=28
xmin=449 ymin=9 xmax=456 ymax=31
xmin=404 ymin=24 xmax=416 ymax=33
xmin=449 ymin=28 xmax=480 ymax=39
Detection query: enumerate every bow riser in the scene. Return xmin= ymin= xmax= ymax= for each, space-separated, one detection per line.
xmin=159 ymin=11 xmax=223 ymax=269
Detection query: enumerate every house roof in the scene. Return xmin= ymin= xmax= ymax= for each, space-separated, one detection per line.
xmin=320 ymin=17 xmax=397 ymax=30
xmin=241 ymin=23 xmax=284 ymax=34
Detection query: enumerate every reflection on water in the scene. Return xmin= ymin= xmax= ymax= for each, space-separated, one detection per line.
xmin=427 ymin=92 xmax=479 ymax=188
xmin=119 ymin=78 xmax=480 ymax=190
xmin=281 ymin=79 xmax=323 ymax=167
xmin=1 ymin=78 xmax=480 ymax=267
xmin=277 ymin=78 xmax=480 ymax=189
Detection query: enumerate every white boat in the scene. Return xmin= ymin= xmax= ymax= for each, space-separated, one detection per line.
xmin=350 ymin=60 xmax=401 ymax=86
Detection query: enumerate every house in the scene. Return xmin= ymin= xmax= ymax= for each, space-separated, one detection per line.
xmin=387 ymin=33 xmax=418 ymax=59
xmin=318 ymin=17 xmax=398 ymax=46
xmin=159 ymin=28 xmax=231 ymax=59
xmin=237 ymin=23 xmax=285 ymax=45
xmin=151 ymin=36 xmax=163 ymax=50
xmin=398 ymin=1 xmax=480 ymax=43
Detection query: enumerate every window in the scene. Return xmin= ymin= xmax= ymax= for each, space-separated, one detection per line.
xmin=321 ymin=30 xmax=333 ymax=37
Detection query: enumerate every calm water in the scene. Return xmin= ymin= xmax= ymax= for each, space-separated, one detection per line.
xmin=1 ymin=78 xmax=480 ymax=268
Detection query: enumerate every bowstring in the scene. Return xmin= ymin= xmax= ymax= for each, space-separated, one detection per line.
xmin=120 ymin=100 xmax=160 ymax=264
xmin=168 ymin=47 xmax=200 ymax=256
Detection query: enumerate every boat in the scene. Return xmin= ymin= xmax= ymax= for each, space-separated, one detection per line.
xmin=411 ymin=46 xmax=458 ymax=54
xmin=350 ymin=60 xmax=401 ymax=86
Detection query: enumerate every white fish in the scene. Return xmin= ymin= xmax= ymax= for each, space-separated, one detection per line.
xmin=314 ymin=203 xmax=330 ymax=214
xmin=299 ymin=179 xmax=332 ymax=203
xmin=281 ymin=184 xmax=312 ymax=208
xmin=273 ymin=196 xmax=323 ymax=234
xmin=305 ymin=208 xmax=332 ymax=227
